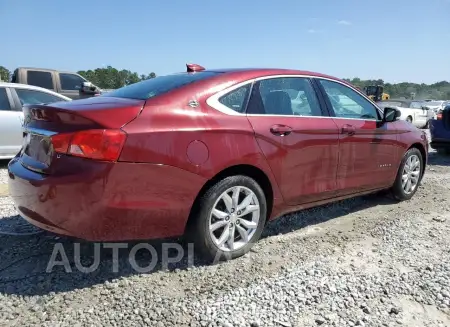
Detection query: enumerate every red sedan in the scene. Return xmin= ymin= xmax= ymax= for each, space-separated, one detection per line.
xmin=8 ymin=64 xmax=428 ymax=260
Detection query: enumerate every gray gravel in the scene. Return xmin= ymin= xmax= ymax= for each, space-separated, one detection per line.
xmin=0 ymin=160 xmax=9 ymax=185
xmin=1 ymin=139 xmax=450 ymax=326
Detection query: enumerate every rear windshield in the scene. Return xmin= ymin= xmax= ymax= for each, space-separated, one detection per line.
xmin=102 ymin=71 xmax=220 ymax=100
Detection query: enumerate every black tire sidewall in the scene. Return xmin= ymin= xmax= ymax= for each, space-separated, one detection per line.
xmin=192 ymin=175 xmax=267 ymax=261
xmin=391 ymin=148 xmax=423 ymax=201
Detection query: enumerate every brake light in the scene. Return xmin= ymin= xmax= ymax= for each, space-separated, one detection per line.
xmin=437 ymin=113 xmax=443 ymax=120
xmin=51 ymin=133 xmax=72 ymax=153
xmin=50 ymin=129 xmax=126 ymax=162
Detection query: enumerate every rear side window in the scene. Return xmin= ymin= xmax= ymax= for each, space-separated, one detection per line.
xmin=0 ymin=88 xmax=11 ymax=111
xmin=103 ymin=72 xmax=220 ymax=100
xmin=16 ymin=89 xmax=67 ymax=105
xmin=218 ymin=85 xmax=251 ymax=113
xmin=27 ymin=71 xmax=53 ymax=89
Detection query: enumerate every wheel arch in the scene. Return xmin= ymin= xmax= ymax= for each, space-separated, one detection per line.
xmin=185 ymin=164 xmax=274 ymax=232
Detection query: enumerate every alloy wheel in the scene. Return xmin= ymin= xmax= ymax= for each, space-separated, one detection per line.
xmin=402 ymin=154 xmax=421 ymax=194
xmin=208 ymin=186 xmax=260 ymax=252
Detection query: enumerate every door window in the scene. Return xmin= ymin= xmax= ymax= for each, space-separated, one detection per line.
xmin=0 ymin=88 xmax=11 ymax=111
xmin=247 ymin=77 xmax=323 ymax=116
xmin=319 ymin=79 xmax=380 ymax=120
xmin=218 ymin=84 xmax=251 ymax=113
xmin=16 ymin=89 xmax=67 ymax=105
xmin=27 ymin=71 xmax=54 ymax=89
xmin=60 ymin=73 xmax=85 ymax=91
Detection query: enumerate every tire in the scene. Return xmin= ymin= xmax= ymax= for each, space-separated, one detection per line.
xmin=391 ymin=148 xmax=423 ymax=201
xmin=189 ymin=175 xmax=267 ymax=262
xmin=406 ymin=116 xmax=413 ymax=124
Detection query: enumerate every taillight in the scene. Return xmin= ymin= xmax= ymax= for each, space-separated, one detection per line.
xmin=437 ymin=113 xmax=443 ymax=120
xmin=50 ymin=129 xmax=126 ymax=162
xmin=51 ymin=133 xmax=72 ymax=153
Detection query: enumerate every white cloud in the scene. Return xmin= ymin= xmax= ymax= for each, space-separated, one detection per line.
xmin=338 ymin=20 xmax=352 ymax=25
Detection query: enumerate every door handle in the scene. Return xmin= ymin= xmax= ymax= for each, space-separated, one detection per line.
xmin=341 ymin=124 xmax=356 ymax=136
xmin=270 ymin=124 xmax=292 ymax=136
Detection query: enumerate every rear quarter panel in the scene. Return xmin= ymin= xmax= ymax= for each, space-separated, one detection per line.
xmin=119 ymin=91 xmax=285 ymax=216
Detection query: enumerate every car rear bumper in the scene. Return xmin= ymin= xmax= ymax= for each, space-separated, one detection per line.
xmin=7 ymin=156 xmax=207 ymax=241
xmin=430 ymin=139 xmax=450 ymax=149
xmin=429 ymin=119 xmax=450 ymax=149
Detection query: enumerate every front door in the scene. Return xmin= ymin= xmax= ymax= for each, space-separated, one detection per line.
xmin=316 ymin=79 xmax=400 ymax=195
xmin=245 ymin=76 xmax=340 ymax=205
xmin=0 ymin=88 xmax=23 ymax=158
xmin=58 ymin=72 xmax=86 ymax=99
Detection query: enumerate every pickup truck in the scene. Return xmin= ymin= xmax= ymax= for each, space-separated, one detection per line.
xmin=11 ymin=67 xmax=102 ymax=99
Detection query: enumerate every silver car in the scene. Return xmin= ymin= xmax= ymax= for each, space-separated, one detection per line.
xmin=0 ymin=83 xmax=71 ymax=159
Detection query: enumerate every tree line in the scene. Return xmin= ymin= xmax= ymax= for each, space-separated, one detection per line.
xmin=1 ymin=65 xmax=449 ymax=100
xmin=0 ymin=65 xmax=157 ymax=90
xmin=344 ymin=78 xmax=450 ymax=101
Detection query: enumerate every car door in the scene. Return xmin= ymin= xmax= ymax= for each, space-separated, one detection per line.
xmin=243 ymin=76 xmax=340 ymax=205
xmin=0 ymin=87 xmax=23 ymax=158
xmin=316 ymin=78 xmax=400 ymax=195
xmin=410 ymin=101 xmax=428 ymax=126
xmin=58 ymin=72 xmax=86 ymax=99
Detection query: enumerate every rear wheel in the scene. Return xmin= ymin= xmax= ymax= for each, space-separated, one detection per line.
xmin=391 ymin=148 xmax=423 ymax=201
xmin=190 ymin=175 xmax=267 ymax=261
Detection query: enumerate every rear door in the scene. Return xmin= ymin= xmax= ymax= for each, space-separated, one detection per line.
xmin=316 ymin=78 xmax=400 ymax=195
xmin=0 ymin=87 xmax=23 ymax=158
xmin=244 ymin=76 xmax=340 ymax=205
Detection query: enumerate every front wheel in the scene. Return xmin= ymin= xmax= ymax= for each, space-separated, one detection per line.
xmin=406 ymin=116 xmax=413 ymax=124
xmin=391 ymin=148 xmax=423 ymax=201
xmin=190 ymin=175 xmax=267 ymax=261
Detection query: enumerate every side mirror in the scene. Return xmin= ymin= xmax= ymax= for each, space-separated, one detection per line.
xmin=80 ymin=81 xmax=101 ymax=96
xmin=383 ymin=107 xmax=401 ymax=123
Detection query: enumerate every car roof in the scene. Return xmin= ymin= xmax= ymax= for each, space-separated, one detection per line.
xmin=204 ymin=67 xmax=344 ymax=79
xmin=193 ymin=68 xmax=354 ymax=90
xmin=0 ymin=82 xmax=72 ymax=101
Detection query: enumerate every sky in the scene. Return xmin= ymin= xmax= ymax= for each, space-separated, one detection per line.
xmin=2 ymin=0 xmax=449 ymax=84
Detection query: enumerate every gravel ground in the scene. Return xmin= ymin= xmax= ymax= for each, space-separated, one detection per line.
xmin=1 ymin=136 xmax=450 ymax=327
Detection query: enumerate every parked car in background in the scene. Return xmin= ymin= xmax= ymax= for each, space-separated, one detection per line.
xmin=8 ymin=65 xmax=428 ymax=261
xmin=0 ymin=82 xmax=71 ymax=159
xmin=11 ymin=67 xmax=103 ymax=99
xmin=430 ymin=104 xmax=450 ymax=154
xmin=423 ymin=100 xmax=447 ymax=117
xmin=377 ymin=99 xmax=432 ymax=128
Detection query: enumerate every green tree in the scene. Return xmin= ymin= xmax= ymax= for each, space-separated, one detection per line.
xmin=0 ymin=66 xmax=10 ymax=82
xmin=77 ymin=67 xmax=156 ymax=89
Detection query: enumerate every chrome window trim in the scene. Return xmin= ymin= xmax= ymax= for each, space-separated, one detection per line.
xmin=206 ymin=74 xmax=383 ymax=120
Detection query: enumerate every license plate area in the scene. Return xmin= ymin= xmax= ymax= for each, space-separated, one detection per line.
xmin=21 ymin=132 xmax=53 ymax=169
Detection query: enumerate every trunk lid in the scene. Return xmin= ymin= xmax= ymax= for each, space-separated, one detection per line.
xmin=20 ymin=96 xmax=144 ymax=174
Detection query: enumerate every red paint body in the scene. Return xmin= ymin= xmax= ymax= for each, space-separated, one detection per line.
xmin=8 ymin=68 xmax=428 ymax=241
